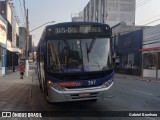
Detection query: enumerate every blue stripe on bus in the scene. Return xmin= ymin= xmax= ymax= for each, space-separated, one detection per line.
xmin=47 ymin=71 xmax=114 ymax=87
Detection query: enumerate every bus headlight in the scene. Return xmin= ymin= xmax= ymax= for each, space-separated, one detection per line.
xmin=48 ymin=81 xmax=65 ymax=91
xmin=101 ymin=78 xmax=114 ymax=88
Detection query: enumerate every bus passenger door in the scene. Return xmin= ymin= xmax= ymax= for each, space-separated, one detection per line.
xmin=40 ymin=53 xmax=45 ymax=91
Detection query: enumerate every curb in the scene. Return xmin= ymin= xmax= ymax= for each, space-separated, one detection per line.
xmin=30 ymin=70 xmax=35 ymax=98
xmin=115 ymin=75 xmax=160 ymax=83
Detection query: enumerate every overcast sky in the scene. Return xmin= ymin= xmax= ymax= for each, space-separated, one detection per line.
xmin=13 ymin=0 xmax=160 ymax=45
xmin=136 ymin=0 xmax=160 ymax=26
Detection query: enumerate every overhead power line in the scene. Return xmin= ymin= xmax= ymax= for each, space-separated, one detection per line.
xmin=137 ymin=0 xmax=146 ymax=4
xmin=137 ymin=13 xmax=160 ymax=25
xmin=143 ymin=41 xmax=160 ymax=45
xmin=144 ymin=18 xmax=160 ymax=26
xmin=136 ymin=0 xmax=152 ymax=8
xmin=136 ymin=0 xmax=160 ymax=26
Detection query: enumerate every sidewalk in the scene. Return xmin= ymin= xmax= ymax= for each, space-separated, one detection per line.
xmin=0 ymin=70 xmax=34 ymax=111
xmin=0 ymin=70 xmax=34 ymax=81
xmin=115 ymin=73 xmax=160 ymax=82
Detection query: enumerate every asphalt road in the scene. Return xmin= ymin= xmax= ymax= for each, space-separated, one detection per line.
xmin=0 ymin=70 xmax=160 ymax=120
xmin=29 ymin=70 xmax=160 ymax=120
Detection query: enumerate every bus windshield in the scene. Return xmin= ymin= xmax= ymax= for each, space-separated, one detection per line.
xmin=47 ymin=38 xmax=111 ymax=73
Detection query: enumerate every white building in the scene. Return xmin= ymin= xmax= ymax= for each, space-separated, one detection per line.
xmin=140 ymin=25 xmax=160 ymax=78
xmin=0 ymin=0 xmax=21 ymax=75
xmin=83 ymin=0 xmax=135 ymax=27
xmin=72 ymin=11 xmax=84 ymax=22
xmin=6 ymin=1 xmax=21 ymax=53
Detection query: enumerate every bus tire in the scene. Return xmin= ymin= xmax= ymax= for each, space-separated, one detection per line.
xmin=47 ymin=98 xmax=52 ymax=104
xmin=42 ymin=79 xmax=45 ymax=92
xmin=39 ymin=79 xmax=42 ymax=90
xmin=37 ymin=72 xmax=42 ymax=90
xmin=43 ymin=79 xmax=48 ymax=95
xmin=46 ymin=96 xmax=54 ymax=104
xmin=39 ymin=81 xmax=42 ymax=89
xmin=89 ymin=99 xmax=97 ymax=102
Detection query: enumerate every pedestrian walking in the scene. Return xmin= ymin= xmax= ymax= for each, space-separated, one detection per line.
xmin=19 ymin=61 xmax=25 ymax=79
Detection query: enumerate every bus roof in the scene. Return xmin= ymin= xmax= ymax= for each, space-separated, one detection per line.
xmin=37 ymin=22 xmax=112 ymax=47
xmin=46 ymin=21 xmax=111 ymax=28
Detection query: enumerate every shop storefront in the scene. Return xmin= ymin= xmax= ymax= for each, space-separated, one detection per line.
xmin=141 ymin=48 xmax=160 ymax=78
xmin=6 ymin=40 xmax=21 ymax=73
xmin=141 ymin=24 xmax=160 ymax=79
xmin=0 ymin=15 xmax=7 ymax=76
xmin=113 ymin=29 xmax=143 ymax=76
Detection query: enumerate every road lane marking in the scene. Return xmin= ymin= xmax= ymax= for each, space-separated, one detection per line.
xmin=132 ymin=90 xmax=153 ymax=96
xmin=146 ymin=117 xmax=157 ymax=120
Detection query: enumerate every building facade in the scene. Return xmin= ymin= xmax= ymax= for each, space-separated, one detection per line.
xmin=115 ymin=29 xmax=143 ymax=76
xmin=111 ymin=22 xmax=145 ymax=76
xmin=140 ymin=25 xmax=160 ymax=78
xmin=0 ymin=15 xmax=7 ymax=76
xmin=0 ymin=0 xmax=21 ymax=75
xmin=83 ymin=0 xmax=135 ymax=27
xmin=72 ymin=11 xmax=84 ymax=22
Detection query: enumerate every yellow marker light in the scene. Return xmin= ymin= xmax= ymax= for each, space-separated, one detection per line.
xmin=48 ymin=81 xmax=52 ymax=84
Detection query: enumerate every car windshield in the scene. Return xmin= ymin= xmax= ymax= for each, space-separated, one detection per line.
xmin=47 ymin=38 xmax=111 ymax=73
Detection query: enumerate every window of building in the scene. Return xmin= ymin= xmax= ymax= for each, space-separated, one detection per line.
xmin=101 ymin=0 xmax=105 ymax=23
xmin=121 ymin=52 xmax=141 ymax=69
xmin=120 ymin=4 xmax=134 ymax=12
xmin=115 ymin=35 xmax=118 ymax=46
xmin=0 ymin=47 xmax=2 ymax=68
xmin=158 ymin=53 xmax=160 ymax=69
xmin=95 ymin=0 xmax=99 ymax=22
xmin=91 ymin=0 xmax=94 ymax=20
xmin=143 ymin=53 xmax=157 ymax=70
xmin=108 ymin=3 xmax=118 ymax=11
xmin=121 ymin=53 xmax=128 ymax=68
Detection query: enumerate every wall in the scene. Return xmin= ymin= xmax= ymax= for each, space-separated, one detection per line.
xmin=115 ymin=29 xmax=143 ymax=76
xmin=0 ymin=15 xmax=7 ymax=76
xmin=143 ymin=25 xmax=160 ymax=49
xmin=19 ymin=27 xmax=26 ymax=49
xmin=142 ymin=25 xmax=160 ymax=78
xmin=106 ymin=0 xmax=135 ymax=27
xmin=83 ymin=0 xmax=135 ymax=27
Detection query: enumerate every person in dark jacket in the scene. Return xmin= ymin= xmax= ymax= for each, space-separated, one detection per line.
xmin=19 ymin=61 xmax=25 ymax=79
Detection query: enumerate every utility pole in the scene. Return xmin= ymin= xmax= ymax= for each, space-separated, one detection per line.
xmin=25 ymin=9 xmax=29 ymax=76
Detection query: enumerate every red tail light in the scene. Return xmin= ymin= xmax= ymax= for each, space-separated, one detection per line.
xmin=56 ymin=82 xmax=77 ymax=87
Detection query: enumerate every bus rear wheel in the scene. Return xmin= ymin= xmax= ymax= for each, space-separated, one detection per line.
xmin=39 ymin=81 xmax=42 ymax=89
xmin=89 ymin=99 xmax=97 ymax=102
xmin=46 ymin=96 xmax=52 ymax=104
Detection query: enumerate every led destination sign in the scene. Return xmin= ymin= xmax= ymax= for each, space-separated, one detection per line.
xmin=47 ymin=25 xmax=109 ymax=35
xmin=55 ymin=26 xmax=104 ymax=34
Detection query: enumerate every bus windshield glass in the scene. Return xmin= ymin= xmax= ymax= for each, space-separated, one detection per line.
xmin=47 ymin=38 xmax=111 ymax=73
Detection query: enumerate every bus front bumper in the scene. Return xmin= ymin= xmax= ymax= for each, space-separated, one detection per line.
xmin=47 ymin=80 xmax=114 ymax=102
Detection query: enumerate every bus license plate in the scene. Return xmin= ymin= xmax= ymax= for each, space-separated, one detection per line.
xmin=79 ymin=93 xmax=90 ymax=97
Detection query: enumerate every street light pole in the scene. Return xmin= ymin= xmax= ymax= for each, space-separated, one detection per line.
xmin=29 ymin=21 xmax=55 ymax=65
xmin=29 ymin=21 xmax=55 ymax=33
xmin=25 ymin=20 xmax=55 ymax=76
xmin=25 ymin=9 xmax=29 ymax=77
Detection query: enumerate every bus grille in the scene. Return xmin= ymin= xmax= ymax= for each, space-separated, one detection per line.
xmin=66 ymin=92 xmax=103 ymax=100
xmin=53 ymin=69 xmax=113 ymax=81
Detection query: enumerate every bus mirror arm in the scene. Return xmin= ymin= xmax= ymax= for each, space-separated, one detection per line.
xmin=87 ymin=37 xmax=96 ymax=54
xmin=43 ymin=64 xmax=44 ymax=70
xmin=86 ymin=43 xmax=89 ymax=62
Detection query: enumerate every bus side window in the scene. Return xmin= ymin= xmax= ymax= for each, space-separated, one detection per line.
xmin=48 ymin=47 xmax=53 ymax=69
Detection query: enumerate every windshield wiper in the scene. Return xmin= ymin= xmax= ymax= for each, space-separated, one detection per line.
xmin=86 ymin=37 xmax=96 ymax=62
xmin=87 ymin=37 xmax=96 ymax=53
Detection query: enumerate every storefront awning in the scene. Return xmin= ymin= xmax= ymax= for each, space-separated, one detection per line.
xmin=7 ymin=40 xmax=22 ymax=53
xmin=139 ymin=47 xmax=160 ymax=52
